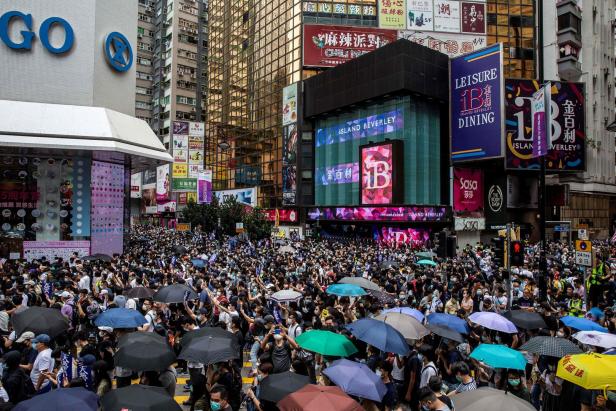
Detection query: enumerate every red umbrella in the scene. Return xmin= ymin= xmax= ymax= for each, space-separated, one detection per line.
xmin=277 ymin=385 xmax=363 ymax=411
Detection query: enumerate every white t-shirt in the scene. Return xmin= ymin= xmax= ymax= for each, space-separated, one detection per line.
xmin=31 ymin=348 xmax=54 ymax=389
xmin=420 ymin=362 xmax=438 ymax=388
xmin=78 ymin=275 xmax=91 ymax=291
xmin=126 ymin=298 xmax=137 ymax=310
xmin=143 ymin=310 xmax=157 ymax=332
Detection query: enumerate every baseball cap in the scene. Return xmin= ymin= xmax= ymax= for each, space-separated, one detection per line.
xmin=263 ymin=314 xmax=275 ymax=324
xmin=16 ymin=331 xmax=35 ymax=343
xmin=60 ymin=291 xmax=71 ymax=299
xmin=32 ymin=334 xmax=50 ymax=344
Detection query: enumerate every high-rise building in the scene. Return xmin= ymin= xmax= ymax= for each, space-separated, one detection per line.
xmin=136 ymin=1 xmax=156 ymax=123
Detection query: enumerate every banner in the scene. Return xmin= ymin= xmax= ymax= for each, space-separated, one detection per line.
xmin=303 ymin=24 xmax=397 ymax=67
xmin=282 ymin=83 xmax=298 ymax=126
xmin=23 ymin=241 xmax=90 ymax=261
xmin=156 ymin=164 xmax=170 ymax=201
xmin=130 ymin=173 xmax=142 ymax=198
xmin=360 ymin=141 xmax=402 ymax=205
xmin=434 ymin=0 xmax=460 ymax=32
xmin=484 ymin=173 xmax=506 ymax=229
xmin=172 ymin=178 xmax=197 ymax=192
xmin=531 ymin=82 xmax=550 ymax=158
xmin=451 ymin=43 xmax=504 ymax=162
xmin=197 ymin=170 xmax=212 ymax=204
xmin=505 ymin=80 xmax=585 ymax=171
xmin=307 ymin=206 xmax=450 ymax=222
xmin=398 ymin=30 xmax=487 ymax=58
xmin=316 ymin=109 xmax=403 ymax=147
xmin=173 ymin=163 xmax=188 ymax=178
xmin=453 ymin=168 xmax=483 ymax=214
xmin=214 ymin=187 xmax=257 ymax=207
xmin=378 ymin=0 xmax=406 ymax=29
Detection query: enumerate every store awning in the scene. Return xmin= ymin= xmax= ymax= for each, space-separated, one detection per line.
xmin=0 ymin=100 xmax=172 ymax=170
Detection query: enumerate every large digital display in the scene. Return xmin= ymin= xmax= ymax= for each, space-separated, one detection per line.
xmin=307 ymin=206 xmax=449 ymax=222
xmin=316 ymin=162 xmax=359 ymax=186
xmin=316 ymin=109 xmax=403 ymax=147
xmin=373 ymin=226 xmax=431 ymax=247
xmin=360 ymin=141 xmax=403 ymax=205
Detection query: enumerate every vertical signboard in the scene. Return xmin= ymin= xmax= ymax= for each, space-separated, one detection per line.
xmin=197 ymin=170 xmax=212 ymax=204
xmin=90 ymin=162 xmax=124 ymax=256
xmin=156 ymin=164 xmax=170 ymax=202
xmin=453 ymin=168 xmax=483 ymax=214
xmin=360 ymin=141 xmax=403 ymax=205
xmin=282 ymin=82 xmax=300 ymax=206
xmin=282 ymin=83 xmax=298 ymax=126
xmin=450 ymin=43 xmax=504 ymax=162
xmin=130 ymin=173 xmax=142 ymax=198
xmin=484 ymin=173 xmax=507 ymax=229
xmin=379 ymin=0 xmax=407 ymax=29
xmin=531 ymin=82 xmax=550 ymax=158
xmin=407 ymin=0 xmax=434 ymax=30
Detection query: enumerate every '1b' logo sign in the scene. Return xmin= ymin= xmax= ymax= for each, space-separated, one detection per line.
xmin=361 ymin=142 xmax=400 ymax=205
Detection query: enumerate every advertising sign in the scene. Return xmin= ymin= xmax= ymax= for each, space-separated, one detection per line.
xmin=189 ymin=121 xmax=205 ymax=137
xmin=189 ymin=150 xmax=204 ymax=163
xmin=434 ymin=0 xmax=460 ymax=32
xmin=316 ymin=162 xmax=360 ymax=185
xmin=141 ymin=184 xmax=157 ymax=214
xmin=283 ymin=165 xmax=297 ymax=206
xmin=505 ymin=80 xmax=585 ymax=171
xmin=454 ymin=217 xmax=485 ymax=231
xmin=176 ymin=223 xmax=191 ymax=232
xmin=173 ymin=121 xmax=189 ymax=135
xmin=189 ymin=164 xmax=204 ymax=178
xmin=214 ymin=187 xmax=257 ymax=208
xmin=407 ymin=0 xmax=434 ymax=30
xmin=303 ymin=24 xmax=397 ymax=68
xmin=189 ymin=137 xmax=204 ymax=150
xmin=156 ymin=164 xmax=170 ymax=201
xmin=197 ymin=170 xmax=212 ymax=204
xmin=453 ymin=168 xmax=483 ymax=214
xmin=360 ymin=141 xmax=403 ymax=205
xmin=460 ymin=2 xmax=486 ymax=34
xmin=450 ymin=43 xmax=504 ymax=162
xmin=398 ymin=31 xmax=487 ymax=58
xmin=316 ymin=109 xmax=403 ymax=147
xmin=307 ymin=206 xmax=449 ymax=222
xmin=484 ymin=173 xmax=506 ymax=229
xmin=23 ymin=241 xmax=91 ymax=261
xmin=91 ymin=162 xmax=124 ymax=256
xmin=378 ymin=0 xmax=406 ymax=29
xmin=373 ymin=226 xmax=431 ymax=247
xmin=282 ymin=83 xmax=298 ymax=126
xmin=173 ymin=163 xmax=188 ymax=178
xmin=172 ymin=178 xmax=197 ymax=192
xmin=130 ymin=173 xmax=142 ymax=198
xmin=157 ymin=201 xmax=177 ymax=213
xmin=531 ymin=82 xmax=550 ymax=158
xmin=262 ymin=209 xmax=299 ymax=223
xmin=173 ymin=135 xmax=188 ymax=163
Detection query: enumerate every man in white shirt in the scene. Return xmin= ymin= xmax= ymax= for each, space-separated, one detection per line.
xmin=78 ymin=271 xmax=91 ymax=292
xmin=286 ymin=312 xmax=302 ymax=338
xmin=31 ymin=334 xmax=54 ymax=394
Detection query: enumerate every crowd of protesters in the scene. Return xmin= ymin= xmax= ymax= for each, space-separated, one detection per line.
xmin=0 ymin=225 xmax=613 ymax=411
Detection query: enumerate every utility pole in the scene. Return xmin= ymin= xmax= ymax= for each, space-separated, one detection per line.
xmin=537 ymin=0 xmax=548 ymax=302
xmin=506 ymin=222 xmax=512 ymax=309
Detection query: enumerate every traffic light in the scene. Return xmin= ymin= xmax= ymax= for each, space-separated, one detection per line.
xmin=436 ymin=231 xmax=447 ymax=258
xmin=510 ymin=240 xmax=524 ymax=266
xmin=491 ymin=236 xmax=505 ymax=267
xmin=446 ymin=235 xmax=457 ymax=258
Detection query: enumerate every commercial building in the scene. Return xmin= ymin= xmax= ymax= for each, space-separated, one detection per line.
xmin=0 ymin=0 xmax=172 ymax=259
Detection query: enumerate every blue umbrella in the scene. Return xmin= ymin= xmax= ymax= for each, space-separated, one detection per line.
xmin=469 ymin=344 xmax=527 ymax=370
xmin=417 ymin=259 xmax=437 ymax=267
xmin=589 ymin=307 xmax=605 ymax=319
xmin=427 ymin=313 xmax=470 ymax=334
xmin=383 ymin=307 xmax=425 ymax=322
xmin=13 ymin=387 xmax=97 ymax=411
xmin=326 ymin=284 xmax=367 ymax=297
xmin=560 ymin=316 xmax=608 ymax=332
xmin=94 ymin=308 xmax=147 ymax=329
xmin=191 ymin=258 xmax=205 ymax=268
xmin=346 ymin=318 xmax=410 ymax=355
xmin=323 ymin=359 xmax=387 ymax=401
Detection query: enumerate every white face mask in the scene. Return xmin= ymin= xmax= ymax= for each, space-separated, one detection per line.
xmin=273 ymin=334 xmax=283 ymax=342
xmin=376 ymin=369 xmax=382 ymax=377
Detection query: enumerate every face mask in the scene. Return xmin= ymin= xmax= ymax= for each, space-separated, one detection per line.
xmin=210 ymin=401 xmax=222 ymax=411
xmin=422 ymin=404 xmax=431 ymax=411
xmin=417 ymin=353 xmax=424 ymax=362
xmin=508 ymin=378 xmax=521 ymax=387
xmin=376 ymin=369 xmax=382 ymax=377
xmin=286 ymin=319 xmax=293 ymax=326
xmin=257 ymin=374 xmax=264 ymax=382
xmin=456 ymin=375 xmax=463 ymax=382
xmin=274 ymin=334 xmax=283 ymax=341
xmin=556 ymin=331 xmax=565 ymax=338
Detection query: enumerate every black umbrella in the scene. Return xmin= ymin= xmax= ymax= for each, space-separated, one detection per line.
xmin=182 ymin=326 xmax=240 ymax=348
xmin=426 ymin=323 xmax=465 ymax=343
xmin=114 ymin=332 xmax=176 ymax=371
xmin=380 ymin=260 xmax=399 ymax=270
xmin=503 ymin=310 xmax=547 ymax=329
xmin=179 ymin=335 xmax=239 ymax=365
xmin=153 ymin=284 xmax=198 ymax=304
xmin=173 ymin=245 xmax=188 ymax=255
xmin=259 ymin=371 xmax=310 ymax=403
xmin=367 ymin=289 xmax=396 ymax=305
xmin=12 ymin=307 xmax=69 ymax=337
xmin=101 ymin=384 xmax=181 ymax=411
xmin=124 ymin=286 xmax=155 ymax=299
xmin=82 ymin=253 xmax=112 ymax=262
xmin=519 ymin=336 xmax=582 ymax=358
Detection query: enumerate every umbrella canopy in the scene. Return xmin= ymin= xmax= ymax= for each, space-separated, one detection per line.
xmin=346 ymin=318 xmax=410 ymax=355
xmin=338 ymin=277 xmax=381 ymax=291
xmin=182 ymin=326 xmax=240 ymax=348
xmin=417 ymin=259 xmax=437 ymax=267
xmin=295 ymin=330 xmax=357 ymax=357
xmin=382 ymin=307 xmax=425 ymax=322
xmin=323 ymin=359 xmax=387 ymax=402
xmin=469 ymin=312 xmax=518 ymax=333
xmin=427 ymin=313 xmax=471 ymax=334
xmin=572 ymin=331 xmax=616 ymax=349
xmin=326 ymin=284 xmax=367 ymax=297
xmin=83 ymin=253 xmax=112 ymax=262
xmin=270 ymin=289 xmax=303 ymax=303
xmin=173 ymin=245 xmax=188 ymax=255
xmin=426 ymin=323 xmax=465 ymax=343
xmin=153 ymin=283 xmax=198 ymax=303
xmin=278 ymin=245 xmax=296 ymax=254
xmin=179 ymin=335 xmax=239 ymax=365
xmin=560 ymin=316 xmax=608 ymax=332
xmin=380 ymin=260 xmax=399 ymax=270
xmin=259 ymin=371 xmax=310 ymax=403
xmin=557 ymin=353 xmax=616 ymax=392
xmin=13 ymin=387 xmax=97 ymax=411
xmin=124 ymin=286 xmax=155 ymax=299
xmin=115 ymin=332 xmax=176 ymax=371
xmin=452 ymin=387 xmax=535 ymax=411
xmin=416 ymin=251 xmax=436 ymax=258
xmin=12 ymin=307 xmax=69 ymax=337
xmin=101 ymin=384 xmax=182 ymax=411
xmin=503 ymin=310 xmax=547 ymax=329
xmin=518 ymin=336 xmax=582 ymax=358
xmin=278 ymin=385 xmax=363 ymax=411
xmin=94 ymin=308 xmax=147 ymax=329
xmin=469 ymin=344 xmax=526 ymax=370
xmin=375 ymin=312 xmax=430 ymax=341
xmin=191 ymin=258 xmax=205 ymax=268
xmin=367 ymin=289 xmax=397 ymax=305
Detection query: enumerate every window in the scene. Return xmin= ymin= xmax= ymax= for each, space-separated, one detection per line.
xmin=137 ymin=57 xmax=152 ymax=66
xmin=137 ymin=71 xmax=153 ymax=81
xmin=136 ymin=86 xmax=152 ymax=95
xmin=136 ymin=101 xmax=152 ymax=110
xmin=138 ymin=13 xmax=151 ymax=22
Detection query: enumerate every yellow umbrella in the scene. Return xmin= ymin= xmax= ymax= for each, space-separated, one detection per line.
xmin=557 ymin=353 xmax=616 ymax=394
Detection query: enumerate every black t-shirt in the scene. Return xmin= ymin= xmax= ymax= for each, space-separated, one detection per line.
xmin=517 ymin=297 xmax=534 ymax=308
xmin=270 ymin=342 xmax=291 ymax=374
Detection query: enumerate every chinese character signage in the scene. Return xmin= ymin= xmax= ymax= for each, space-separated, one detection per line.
xmin=360 ymin=141 xmax=403 ymax=205
xmin=379 ymin=0 xmax=406 ymax=29
xmin=461 ymin=2 xmax=486 ymax=34
xmin=307 ymin=206 xmax=450 ymax=222
xmin=282 ymin=83 xmax=298 ymax=126
xmin=262 ymin=209 xmax=299 ymax=223
xmin=197 ymin=170 xmax=212 ymax=204
xmin=130 ymin=173 xmax=142 ymax=198
xmin=398 ymin=30 xmax=486 ymax=58
xmin=505 ymin=80 xmax=585 ymax=171
xmin=173 ymin=163 xmax=188 ymax=178
xmin=450 ymin=43 xmax=504 ymax=162
xmin=531 ymin=82 xmax=550 ymax=158
xmin=453 ymin=167 xmax=483 ymax=214
xmin=172 ymin=178 xmax=197 ymax=192
xmin=407 ymin=0 xmax=434 ymax=30
xmin=434 ymin=0 xmax=460 ymax=32
xmin=316 ymin=162 xmax=360 ymax=185
xmin=303 ymin=24 xmax=397 ymax=67
xmin=316 ymin=109 xmax=403 ymax=147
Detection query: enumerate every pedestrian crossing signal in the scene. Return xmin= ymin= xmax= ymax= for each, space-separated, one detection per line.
xmin=510 ymin=240 xmax=524 ymax=266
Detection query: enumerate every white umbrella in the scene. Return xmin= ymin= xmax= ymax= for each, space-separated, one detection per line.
xmin=468 ymin=312 xmax=518 ymax=334
xmin=270 ymin=289 xmax=302 ymax=303
xmin=338 ymin=277 xmax=381 ymax=291
xmin=375 ymin=312 xmax=430 ymax=341
xmin=278 ymin=245 xmax=296 ymax=254
xmin=573 ymin=331 xmax=616 ymax=349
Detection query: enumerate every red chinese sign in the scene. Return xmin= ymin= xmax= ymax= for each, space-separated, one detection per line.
xmin=303 ymin=24 xmax=397 ymax=68
xmin=262 ymin=209 xmax=299 ymax=223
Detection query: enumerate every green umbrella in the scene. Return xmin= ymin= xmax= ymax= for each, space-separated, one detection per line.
xmin=416 ymin=251 xmax=436 ymax=258
xmin=295 ymin=330 xmax=357 ymax=357
xmin=417 ymin=259 xmax=437 ymax=267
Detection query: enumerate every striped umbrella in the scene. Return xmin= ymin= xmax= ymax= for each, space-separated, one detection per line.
xmin=518 ymin=336 xmax=583 ymax=358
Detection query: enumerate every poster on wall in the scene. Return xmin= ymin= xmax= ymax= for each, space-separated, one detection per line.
xmin=189 ymin=121 xmax=205 ymax=137
xmin=360 ymin=141 xmax=403 ymax=205
xmin=303 ymin=24 xmax=398 ymax=68
xmin=173 ymin=135 xmax=188 ymax=163
xmin=450 ymin=43 xmax=504 ymax=162
xmin=156 ymin=164 xmax=171 ymax=202
xmin=90 ymin=162 xmax=124 ymax=256
xmin=130 ymin=173 xmax=142 ymax=198
xmin=197 ymin=170 xmax=212 ymax=204
xmin=141 ymin=184 xmax=157 ymax=214
xmin=282 ymin=83 xmax=298 ymax=126
xmin=452 ymin=168 xmax=483 ymax=214
xmin=434 ymin=0 xmax=461 ymax=33
xmin=173 ymin=163 xmax=188 ymax=178
xmin=23 ymin=241 xmax=90 ymax=261
xmin=505 ymin=80 xmax=585 ymax=171
xmin=214 ymin=187 xmax=257 ymax=208
xmin=173 ymin=121 xmax=189 ymax=135
xmin=407 ymin=0 xmax=434 ymax=31
xmin=398 ymin=30 xmax=487 ymax=58
xmin=460 ymin=2 xmax=486 ymax=34
xmin=378 ymin=0 xmax=406 ymax=29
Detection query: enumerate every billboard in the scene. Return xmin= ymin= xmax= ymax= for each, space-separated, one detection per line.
xmin=378 ymin=0 xmax=406 ymax=29
xmin=197 ymin=170 xmax=212 ymax=204
xmin=156 ymin=164 xmax=170 ymax=201
xmin=303 ymin=24 xmax=397 ymax=68
xmin=282 ymin=83 xmax=298 ymax=126
xmin=317 ymin=162 xmax=360 ymax=186
xmin=130 ymin=173 xmax=142 ymax=198
xmin=434 ymin=0 xmax=460 ymax=32
xmin=90 ymin=162 xmax=124 ymax=256
xmin=398 ymin=31 xmax=487 ymax=58
xmin=450 ymin=43 xmax=504 ymax=162
xmin=214 ymin=187 xmax=257 ymax=208
xmin=172 ymin=178 xmax=197 ymax=192
xmin=505 ymin=80 xmax=585 ymax=171
xmin=360 ymin=141 xmax=403 ymax=205
xmin=373 ymin=226 xmax=431 ymax=247
xmin=141 ymin=184 xmax=157 ymax=214
xmin=173 ymin=163 xmax=188 ymax=178
xmin=484 ymin=173 xmax=506 ymax=229
xmin=452 ymin=168 xmax=483 ymax=214
xmin=263 ymin=209 xmax=299 ymax=223
xmin=316 ymin=109 xmax=404 ymax=147
xmin=407 ymin=0 xmax=434 ymax=30
xmin=283 ymin=122 xmax=298 ymax=206
xmin=307 ymin=206 xmax=449 ymax=222
xmin=173 ymin=135 xmax=188 ymax=163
